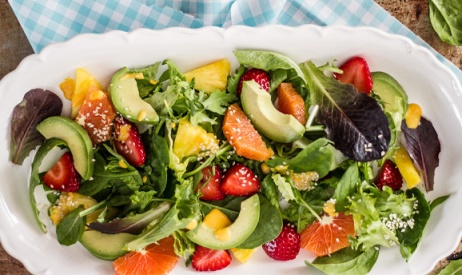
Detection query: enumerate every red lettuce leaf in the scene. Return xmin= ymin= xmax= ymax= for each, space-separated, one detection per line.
xmin=401 ymin=117 xmax=441 ymax=192
xmin=9 ymin=89 xmax=62 ymax=165
xmin=301 ymin=62 xmax=391 ymax=162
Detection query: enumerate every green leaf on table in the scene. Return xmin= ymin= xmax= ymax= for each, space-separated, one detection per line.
xmin=439 ymin=259 xmax=462 ymax=275
xmin=428 ymin=0 xmax=462 ymax=46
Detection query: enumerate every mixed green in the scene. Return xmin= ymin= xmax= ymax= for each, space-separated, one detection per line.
xmin=9 ymin=50 xmax=446 ymax=274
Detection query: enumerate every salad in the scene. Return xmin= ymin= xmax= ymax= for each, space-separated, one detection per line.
xmin=8 ymin=49 xmax=445 ymax=275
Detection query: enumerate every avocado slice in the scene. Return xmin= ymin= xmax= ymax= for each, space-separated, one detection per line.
xmin=371 ymin=71 xmax=408 ymax=116
xmin=36 ymin=116 xmax=93 ymax=180
xmin=110 ymin=67 xmax=159 ymax=124
xmin=240 ymin=80 xmax=305 ymax=143
xmin=186 ymin=194 xmax=260 ymax=250
xmin=80 ymin=230 xmax=137 ymax=260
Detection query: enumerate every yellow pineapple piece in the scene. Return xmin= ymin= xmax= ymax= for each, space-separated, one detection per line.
xmin=59 ymin=77 xmax=75 ymax=100
xmin=405 ymin=103 xmax=422 ymax=129
xmin=202 ymin=208 xmax=232 ymax=230
xmin=49 ymin=192 xmax=100 ymax=225
xmin=71 ymin=68 xmax=103 ymax=118
xmin=184 ymin=59 xmax=230 ymax=93
xmin=394 ymin=147 xmax=422 ymax=189
xmin=173 ymin=119 xmax=219 ymax=160
xmin=230 ymin=247 xmax=258 ymax=263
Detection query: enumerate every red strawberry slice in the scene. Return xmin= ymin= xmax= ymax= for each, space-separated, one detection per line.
xmin=197 ymin=165 xmax=225 ymax=201
xmin=237 ymin=68 xmax=270 ymax=96
xmin=375 ymin=159 xmax=403 ymax=191
xmin=191 ymin=245 xmax=232 ymax=272
xmin=262 ymin=222 xmax=300 ymax=261
xmin=113 ymin=116 xmax=146 ymax=167
xmin=42 ymin=152 xmax=80 ymax=192
xmin=220 ymin=163 xmax=260 ymax=197
xmin=333 ymin=56 xmax=373 ymax=94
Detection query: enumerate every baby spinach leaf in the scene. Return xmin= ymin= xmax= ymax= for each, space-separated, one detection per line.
xmin=300 ymin=62 xmax=390 ymax=162
xmin=401 ymin=116 xmax=441 ymax=192
xmin=10 ymin=89 xmax=62 ymax=165
xmin=430 ymin=194 xmax=450 ymax=211
xmin=143 ymin=132 xmax=170 ymax=196
xmin=333 ymin=163 xmax=360 ymax=211
xmin=428 ymin=0 xmax=462 ymax=46
xmin=237 ymin=194 xmax=282 ymax=248
xmin=307 ymin=246 xmax=379 ymax=275
xmin=29 ymin=138 xmax=67 ymax=233
xmin=56 ymin=206 xmax=85 ymax=246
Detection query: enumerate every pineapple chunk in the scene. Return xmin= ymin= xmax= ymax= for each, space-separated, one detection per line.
xmin=49 ymin=192 xmax=100 ymax=225
xmin=394 ymin=147 xmax=422 ymax=189
xmin=202 ymin=209 xmax=231 ymax=230
xmin=71 ymin=68 xmax=103 ymax=118
xmin=173 ymin=119 xmax=219 ymax=160
xmin=184 ymin=59 xmax=230 ymax=93
xmin=230 ymin=247 xmax=258 ymax=263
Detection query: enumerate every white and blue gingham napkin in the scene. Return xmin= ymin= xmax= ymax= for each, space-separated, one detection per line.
xmin=8 ymin=0 xmax=462 ymax=83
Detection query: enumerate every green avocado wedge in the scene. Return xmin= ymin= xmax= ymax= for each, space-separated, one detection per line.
xmin=110 ymin=67 xmax=159 ymax=124
xmin=36 ymin=116 xmax=93 ymax=180
xmin=241 ymin=80 xmax=305 ymax=143
xmin=186 ymin=194 xmax=260 ymax=250
xmin=371 ymin=71 xmax=408 ymax=116
xmin=80 ymin=230 xmax=137 ymax=260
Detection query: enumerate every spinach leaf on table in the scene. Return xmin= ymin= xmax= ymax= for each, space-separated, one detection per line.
xmin=428 ymin=0 xmax=462 ymax=46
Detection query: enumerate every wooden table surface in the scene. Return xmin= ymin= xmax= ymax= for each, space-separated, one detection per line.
xmin=1 ymin=1 xmax=461 ymax=274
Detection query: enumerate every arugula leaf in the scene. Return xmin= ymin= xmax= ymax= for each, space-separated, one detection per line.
xmin=266 ymin=138 xmax=336 ymax=178
xmin=125 ymin=179 xmax=201 ymax=251
xmin=401 ymin=116 xmax=441 ymax=192
xmin=29 ymin=138 xmax=67 ymax=233
xmin=10 ymin=89 xmax=63 ymax=165
xmin=300 ymin=61 xmax=391 ymax=162
xmin=307 ymin=246 xmax=379 ymax=275
xmin=56 ymin=206 xmax=85 ymax=246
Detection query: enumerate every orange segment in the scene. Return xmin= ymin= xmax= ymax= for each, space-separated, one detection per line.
xmin=300 ymin=213 xmax=355 ymax=257
xmin=222 ymin=103 xmax=274 ymax=161
xmin=113 ymin=236 xmax=179 ymax=275
xmin=277 ymin=83 xmax=307 ymax=125
xmin=59 ymin=77 xmax=75 ymax=100
xmin=75 ymin=86 xmax=116 ymax=145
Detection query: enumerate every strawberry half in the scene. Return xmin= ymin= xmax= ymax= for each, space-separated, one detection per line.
xmin=113 ymin=116 xmax=146 ymax=167
xmin=42 ymin=152 xmax=80 ymax=192
xmin=237 ymin=68 xmax=270 ymax=96
xmin=375 ymin=159 xmax=403 ymax=191
xmin=262 ymin=222 xmax=300 ymax=261
xmin=196 ymin=165 xmax=225 ymax=201
xmin=220 ymin=163 xmax=260 ymax=197
xmin=333 ymin=56 xmax=373 ymax=94
xmin=191 ymin=245 xmax=232 ymax=272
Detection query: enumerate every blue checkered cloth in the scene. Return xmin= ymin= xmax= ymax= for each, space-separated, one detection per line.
xmin=8 ymin=0 xmax=462 ymax=82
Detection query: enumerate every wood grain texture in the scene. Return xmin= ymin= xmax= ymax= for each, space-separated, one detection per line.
xmin=0 ymin=0 xmax=461 ymax=274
